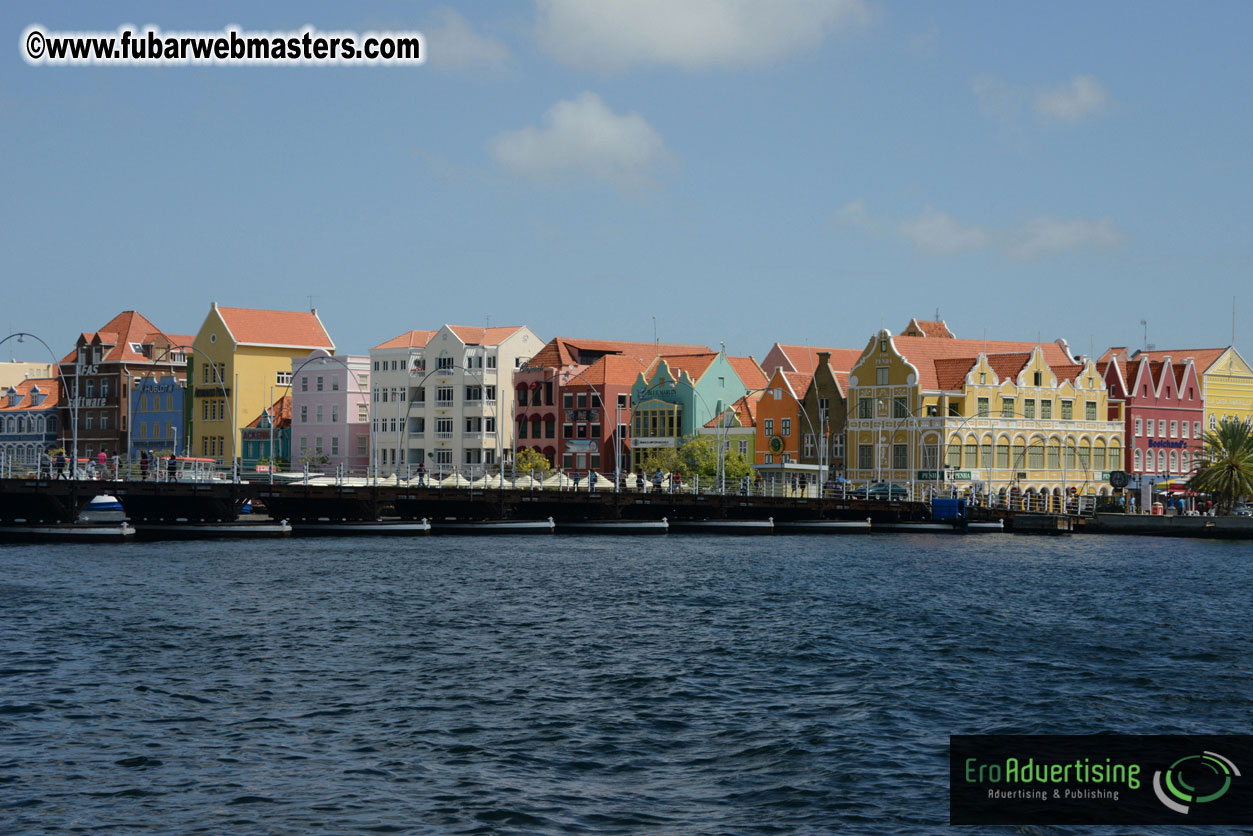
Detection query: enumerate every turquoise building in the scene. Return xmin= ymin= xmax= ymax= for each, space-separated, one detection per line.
xmin=629 ymin=351 xmax=767 ymax=470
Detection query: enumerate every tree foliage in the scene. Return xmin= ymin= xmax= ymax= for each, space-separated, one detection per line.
xmin=639 ymin=436 xmax=753 ymax=486
xmin=1189 ymin=418 xmax=1253 ymax=513
xmin=513 ymin=447 xmax=553 ymax=477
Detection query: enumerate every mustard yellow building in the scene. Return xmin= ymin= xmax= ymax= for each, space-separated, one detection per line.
xmin=188 ymin=303 xmax=335 ymax=462
xmin=1133 ymin=347 xmax=1253 ymax=434
xmin=846 ymin=327 xmax=1124 ymax=502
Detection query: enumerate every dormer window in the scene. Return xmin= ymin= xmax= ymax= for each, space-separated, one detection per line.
xmin=5 ymin=387 xmax=18 ymax=407
xmin=1033 ymin=371 xmax=1042 ymax=387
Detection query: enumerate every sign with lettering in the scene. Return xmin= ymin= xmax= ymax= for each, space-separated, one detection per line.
xmin=1148 ymin=439 xmax=1187 ymax=448
xmin=632 ymin=437 xmax=676 ymax=449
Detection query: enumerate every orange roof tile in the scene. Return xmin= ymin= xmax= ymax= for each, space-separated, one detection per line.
xmin=0 ymin=377 xmax=60 ymax=412
xmin=933 ymin=357 xmax=978 ymax=390
xmin=61 ymin=311 xmax=182 ymax=365
xmin=650 ymin=353 xmax=718 ymax=382
xmin=703 ymin=393 xmax=760 ymax=428
xmin=728 ymin=356 xmax=768 ymax=390
xmin=781 ymin=370 xmax=814 ymax=398
xmin=373 ymin=329 xmax=438 ymax=350
xmin=903 ymin=319 xmax=956 ymax=338
xmin=446 ymin=325 xmax=527 ymax=345
xmin=770 ymin=345 xmax=865 ymax=376
xmin=526 ymin=336 xmax=711 ymax=370
xmin=569 ymin=354 xmax=648 ymax=388
xmin=245 ymin=394 xmax=291 ymax=428
xmin=886 ymin=335 xmax=1073 ymax=390
xmin=1133 ymin=347 xmax=1229 ymax=373
xmin=215 ymin=306 xmax=334 ymax=350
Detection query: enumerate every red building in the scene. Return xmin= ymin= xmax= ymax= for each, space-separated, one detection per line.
xmin=513 ymin=336 xmax=709 ymax=476
xmin=1100 ymin=349 xmax=1203 ymax=481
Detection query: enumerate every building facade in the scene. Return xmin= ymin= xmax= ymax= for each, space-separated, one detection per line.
xmin=129 ymin=376 xmax=185 ymax=455
xmin=1101 ymin=350 xmax=1203 ymax=481
xmin=59 ymin=311 xmax=189 ymax=462
xmin=240 ymin=395 xmax=291 ymax=470
xmin=369 ymin=325 xmax=540 ymax=477
xmin=0 ymin=378 xmax=60 ymax=471
xmin=289 ymin=350 xmax=371 ymax=474
xmin=846 ymin=329 xmax=1124 ymax=501
xmin=188 ymin=303 xmax=335 ymax=464
xmin=753 ymin=366 xmax=818 ymax=489
xmin=513 ymin=337 xmax=710 ymax=475
xmin=629 ymin=351 xmax=767 ymax=471
xmin=1132 ymin=347 xmax=1253 ymax=435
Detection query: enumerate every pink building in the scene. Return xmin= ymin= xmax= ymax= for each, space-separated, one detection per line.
xmin=289 ymin=349 xmax=371 ymax=474
xmin=1100 ymin=349 xmax=1203 ymax=482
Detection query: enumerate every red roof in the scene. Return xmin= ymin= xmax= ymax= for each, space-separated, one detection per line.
xmin=781 ymin=370 xmax=813 ymax=398
xmin=728 ymin=356 xmax=768 ymax=390
xmin=446 ymin=325 xmax=528 ymax=345
xmin=525 ymin=336 xmax=711 ymax=370
xmin=887 ymin=336 xmax=1073 ymax=390
xmin=1133 ymin=347 xmax=1229 ymax=374
xmin=214 ymin=306 xmax=334 ymax=350
xmin=245 ymin=394 xmax=291 ymax=429
xmin=703 ymin=393 xmax=760 ymax=428
xmin=902 ymin=318 xmax=956 ymax=338
xmin=650 ymin=353 xmax=718 ymax=382
xmin=373 ymin=329 xmax=438 ymax=350
xmin=0 ymin=377 xmax=60 ymax=412
xmin=570 ymin=354 xmax=648 ymax=388
xmin=61 ymin=311 xmax=183 ymax=364
xmin=769 ymin=345 xmax=865 ymax=376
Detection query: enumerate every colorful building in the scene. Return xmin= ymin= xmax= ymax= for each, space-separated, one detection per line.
xmin=240 ymin=395 xmax=291 ymax=470
xmin=1130 ymin=347 xmax=1253 ymax=435
xmin=761 ymin=345 xmax=862 ymax=481
xmin=59 ymin=311 xmax=188 ymax=462
xmin=0 ymin=377 xmax=60 ymax=471
xmin=699 ymin=394 xmax=759 ymax=480
xmin=369 ymin=324 xmax=540 ymax=477
xmin=289 ymin=350 xmax=371 ymax=473
xmin=629 ymin=351 xmax=767 ymax=471
xmin=845 ymin=327 xmax=1124 ymax=502
xmin=188 ymin=303 xmax=335 ymax=464
xmin=1100 ymin=350 xmax=1203 ymax=482
xmin=129 ymin=376 xmax=185 ymax=456
xmin=753 ymin=366 xmax=818 ymax=490
xmin=514 ymin=336 xmax=710 ymax=474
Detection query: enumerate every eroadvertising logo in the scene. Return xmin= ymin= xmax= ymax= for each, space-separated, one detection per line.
xmin=950 ymin=735 xmax=1253 ymax=825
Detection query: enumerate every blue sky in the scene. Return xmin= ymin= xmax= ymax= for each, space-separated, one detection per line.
xmin=3 ymin=1 xmax=1250 ymax=363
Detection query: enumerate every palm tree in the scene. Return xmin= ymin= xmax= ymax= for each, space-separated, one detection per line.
xmin=1189 ymin=419 xmax=1253 ymax=513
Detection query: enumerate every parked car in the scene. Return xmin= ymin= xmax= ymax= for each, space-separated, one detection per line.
xmin=865 ymin=481 xmax=908 ymax=501
xmin=1234 ymin=504 xmax=1252 ymax=517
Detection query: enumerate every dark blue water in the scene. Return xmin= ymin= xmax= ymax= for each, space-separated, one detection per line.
xmin=1 ymin=534 xmax=1251 ymax=835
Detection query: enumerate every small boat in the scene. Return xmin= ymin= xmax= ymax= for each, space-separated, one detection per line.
xmin=78 ymin=494 xmax=126 ymax=523
xmin=135 ymin=519 xmax=292 ymax=539
xmin=433 ymin=518 xmax=555 ymax=534
xmin=668 ymin=518 xmax=774 ymax=534
xmin=966 ymin=520 xmax=1005 ymax=533
xmin=872 ymin=521 xmax=965 ymax=534
xmin=294 ymin=518 xmax=431 ymax=535
xmin=558 ymin=518 xmax=669 ymax=534
xmin=0 ymin=522 xmax=135 ymax=542
xmin=775 ymin=518 xmax=872 ymax=534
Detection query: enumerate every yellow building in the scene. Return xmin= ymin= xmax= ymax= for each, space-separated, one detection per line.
xmin=846 ymin=328 xmax=1124 ymax=503
xmin=188 ymin=303 xmax=334 ymax=462
xmin=1133 ymin=347 xmax=1253 ymax=434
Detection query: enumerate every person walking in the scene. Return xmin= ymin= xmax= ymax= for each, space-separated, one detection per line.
xmin=167 ymin=454 xmax=178 ymax=482
xmin=97 ymin=448 xmax=108 ymax=480
xmin=55 ymin=452 xmax=66 ymax=480
xmin=416 ymin=461 xmax=427 ymax=486
xmin=139 ymin=449 xmax=149 ymax=481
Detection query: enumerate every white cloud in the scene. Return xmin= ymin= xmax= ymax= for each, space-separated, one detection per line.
xmin=1035 ymin=75 xmax=1108 ymax=122
xmin=490 ymin=92 xmax=673 ymax=189
xmin=424 ymin=8 xmax=510 ymax=72
xmin=973 ymin=73 xmax=1110 ymax=127
xmin=899 ymin=208 xmax=992 ymax=254
xmin=833 ymin=199 xmax=873 ymax=229
xmin=535 ymin=0 xmax=870 ymax=71
xmin=1006 ymin=216 xmax=1122 ymax=260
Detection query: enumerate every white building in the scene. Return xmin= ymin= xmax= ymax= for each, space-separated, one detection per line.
xmin=369 ymin=325 xmax=541 ymax=476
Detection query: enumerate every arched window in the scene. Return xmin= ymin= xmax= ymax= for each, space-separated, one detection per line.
xmin=1134 ymin=448 xmax=1143 ymax=470
xmin=1157 ymin=449 xmax=1167 ymax=473
xmin=1181 ymin=450 xmax=1189 ymax=473
xmin=1169 ymin=450 xmax=1178 ymax=472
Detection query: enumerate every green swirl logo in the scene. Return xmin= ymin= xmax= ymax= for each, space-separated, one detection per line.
xmin=1153 ymin=751 xmax=1241 ymax=814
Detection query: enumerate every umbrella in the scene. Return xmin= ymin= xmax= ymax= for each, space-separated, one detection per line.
xmin=438 ymin=472 xmax=472 ymax=488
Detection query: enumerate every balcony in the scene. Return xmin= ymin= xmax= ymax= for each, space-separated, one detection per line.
xmin=435 ymin=431 xmax=453 ymax=439
xmin=409 ymin=430 xmax=425 ymax=439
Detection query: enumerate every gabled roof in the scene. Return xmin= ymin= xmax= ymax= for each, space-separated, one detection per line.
xmin=446 ymin=325 xmax=528 ymax=346
xmin=61 ymin=311 xmax=180 ymax=364
xmin=525 ymin=336 xmax=711 ymax=370
xmin=703 ymin=393 xmax=760 ymax=429
xmin=902 ymin=318 xmax=956 ymax=339
xmin=728 ymin=356 xmax=768 ymax=390
xmin=649 ymin=353 xmax=718 ymax=383
xmin=768 ymin=344 xmax=864 ymax=377
xmin=213 ymin=305 xmax=334 ymax=350
xmin=0 ymin=377 xmax=60 ymax=412
xmin=933 ymin=357 xmax=978 ymax=390
xmin=884 ymin=335 xmax=1073 ymax=390
xmin=781 ymin=371 xmax=813 ymax=398
xmin=1133 ymin=347 xmax=1229 ymax=374
xmin=245 ymin=394 xmax=291 ymax=429
xmin=373 ymin=329 xmax=438 ymax=350
xmin=570 ymin=354 xmax=648 ymax=388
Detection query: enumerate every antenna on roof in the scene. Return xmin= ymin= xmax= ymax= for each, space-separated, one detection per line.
xmin=935 ymin=307 xmax=940 ymax=322
xmin=1140 ymin=319 xmax=1147 ymax=352
xmin=1233 ymin=296 xmax=1237 ymax=348
xmin=652 ymin=316 xmax=657 ymax=349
